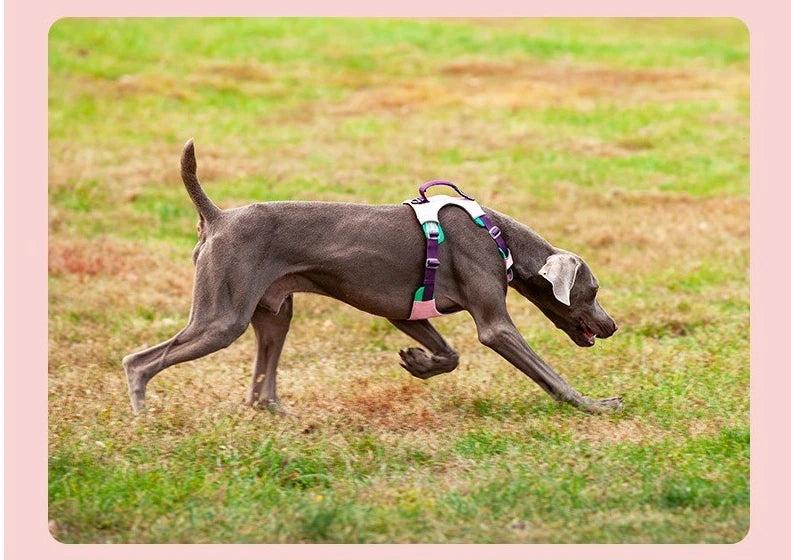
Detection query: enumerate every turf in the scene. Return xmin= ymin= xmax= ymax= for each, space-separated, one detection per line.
xmin=48 ymin=17 xmax=749 ymax=543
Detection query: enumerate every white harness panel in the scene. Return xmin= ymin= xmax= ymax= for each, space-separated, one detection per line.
xmin=402 ymin=195 xmax=486 ymax=225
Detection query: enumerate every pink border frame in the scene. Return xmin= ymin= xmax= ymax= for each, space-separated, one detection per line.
xmin=8 ymin=1 xmax=790 ymax=557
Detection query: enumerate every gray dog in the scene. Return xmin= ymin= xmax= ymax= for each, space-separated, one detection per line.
xmin=123 ymin=140 xmax=621 ymax=415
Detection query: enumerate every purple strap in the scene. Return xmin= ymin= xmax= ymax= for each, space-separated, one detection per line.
xmin=476 ymin=214 xmax=513 ymax=280
xmin=420 ymin=230 xmax=440 ymax=300
xmin=416 ymin=180 xmax=475 ymax=203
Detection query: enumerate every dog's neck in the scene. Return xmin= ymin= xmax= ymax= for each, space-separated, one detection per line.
xmin=486 ymin=209 xmax=556 ymax=281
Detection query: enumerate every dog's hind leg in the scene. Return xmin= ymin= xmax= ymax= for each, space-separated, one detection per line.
xmin=247 ymin=295 xmax=293 ymax=412
xmin=122 ymin=252 xmax=264 ymax=414
xmin=389 ymin=319 xmax=460 ymax=380
xmin=122 ymin=313 xmax=250 ymax=414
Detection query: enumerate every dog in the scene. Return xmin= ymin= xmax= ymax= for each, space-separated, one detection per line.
xmin=122 ymin=140 xmax=621 ymax=415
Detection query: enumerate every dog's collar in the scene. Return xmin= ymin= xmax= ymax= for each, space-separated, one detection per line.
xmin=403 ymin=180 xmax=514 ymax=320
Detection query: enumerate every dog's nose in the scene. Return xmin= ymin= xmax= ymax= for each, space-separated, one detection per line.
xmin=599 ymin=319 xmax=617 ymax=338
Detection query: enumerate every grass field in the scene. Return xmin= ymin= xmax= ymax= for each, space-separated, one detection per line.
xmin=48 ymin=18 xmax=749 ymax=543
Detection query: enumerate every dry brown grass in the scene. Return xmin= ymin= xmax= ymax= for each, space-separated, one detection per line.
xmin=320 ymin=60 xmax=747 ymax=118
xmin=201 ymin=60 xmax=274 ymax=82
xmin=539 ymin=190 xmax=749 ymax=269
xmin=49 ymin=237 xmax=158 ymax=278
xmin=48 ymin=140 xmax=265 ymax=194
xmin=566 ymin=415 xmax=736 ymax=445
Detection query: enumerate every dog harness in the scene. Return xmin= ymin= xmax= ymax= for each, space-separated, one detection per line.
xmin=403 ymin=180 xmax=514 ymax=320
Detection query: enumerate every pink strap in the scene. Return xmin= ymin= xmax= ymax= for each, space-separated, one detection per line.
xmin=408 ymin=299 xmax=443 ymax=320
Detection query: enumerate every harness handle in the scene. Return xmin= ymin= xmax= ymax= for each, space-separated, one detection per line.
xmin=417 ymin=180 xmax=475 ymax=202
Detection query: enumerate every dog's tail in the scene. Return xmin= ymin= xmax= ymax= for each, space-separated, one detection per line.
xmin=181 ymin=139 xmax=221 ymax=223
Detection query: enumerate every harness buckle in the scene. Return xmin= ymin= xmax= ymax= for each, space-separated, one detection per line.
xmin=425 ymin=257 xmax=440 ymax=269
xmin=425 ymin=221 xmax=441 ymax=240
xmin=488 ymin=226 xmax=502 ymax=239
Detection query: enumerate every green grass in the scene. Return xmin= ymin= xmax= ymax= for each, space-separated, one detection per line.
xmin=48 ymin=18 xmax=748 ymax=543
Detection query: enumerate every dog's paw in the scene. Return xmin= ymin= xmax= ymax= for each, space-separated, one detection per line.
xmin=583 ymin=396 xmax=624 ymax=414
xmin=398 ymin=347 xmax=429 ymax=377
xmin=398 ymin=347 xmax=458 ymax=379
xmin=250 ymin=399 xmax=300 ymax=418
xmin=129 ymin=393 xmax=147 ymax=415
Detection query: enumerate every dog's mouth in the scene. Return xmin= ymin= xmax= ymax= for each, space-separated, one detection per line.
xmin=574 ymin=321 xmax=597 ymax=347
xmin=582 ymin=329 xmax=596 ymax=346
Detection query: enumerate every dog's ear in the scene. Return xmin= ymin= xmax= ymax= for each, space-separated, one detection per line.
xmin=538 ymin=253 xmax=581 ymax=306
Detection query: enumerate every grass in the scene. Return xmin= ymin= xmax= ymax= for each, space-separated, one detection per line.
xmin=48 ymin=18 xmax=749 ymax=543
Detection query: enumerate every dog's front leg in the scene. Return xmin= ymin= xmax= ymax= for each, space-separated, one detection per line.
xmin=389 ymin=319 xmax=460 ymax=379
xmin=469 ymin=302 xmax=622 ymax=414
xmin=247 ymin=296 xmax=293 ymax=413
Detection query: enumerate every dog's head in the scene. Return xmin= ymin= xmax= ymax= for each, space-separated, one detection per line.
xmin=513 ymin=251 xmax=618 ymax=347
